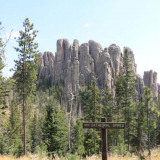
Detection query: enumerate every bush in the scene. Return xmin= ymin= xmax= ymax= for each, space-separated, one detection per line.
xmin=34 ymin=142 xmax=48 ymax=159
xmin=61 ymin=153 xmax=80 ymax=160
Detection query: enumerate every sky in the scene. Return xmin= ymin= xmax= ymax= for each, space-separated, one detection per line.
xmin=1 ymin=0 xmax=160 ymax=82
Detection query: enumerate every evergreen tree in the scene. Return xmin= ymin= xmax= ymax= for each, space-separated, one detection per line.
xmin=102 ymin=82 xmax=114 ymax=122
xmin=13 ymin=18 xmax=39 ymax=155
xmin=156 ymin=94 xmax=160 ymax=146
xmin=72 ymin=119 xmax=85 ymax=157
xmin=144 ymin=86 xmax=157 ymax=157
xmin=81 ymin=81 xmax=101 ymax=155
xmin=9 ymin=99 xmax=23 ymax=157
xmin=135 ymin=96 xmax=146 ymax=153
xmin=115 ymin=48 xmax=136 ymax=151
xmin=134 ymin=86 xmax=158 ymax=158
xmin=42 ymin=101 xmax=68 ymax=157
xmin=0 ymin=22 xmax=9 ymax=155
xmin=102 ymin=82 xmax=117 ymax=150
xmin=82 ymin=81 xmax=102 ymax=122
xmin=30 ymin=112 xmax=42 ymax=153
xmin=0 ymin=21 xmax=8 ymax=116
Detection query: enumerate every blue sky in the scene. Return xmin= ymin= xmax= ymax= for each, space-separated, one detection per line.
xmin=1 ymin=0 xmax=160 ymax=82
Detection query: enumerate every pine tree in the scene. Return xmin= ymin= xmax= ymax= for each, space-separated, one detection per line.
xmin=134 ymin=86 xmax=158 ymax=158
xmin=13 ymin=18 xmax=39 ymax=155
xmin=115 ymin=48 xmax=136 ymax=151
xmin=9 ymin=99 xmax=23 ymax=157
xmin=72 ymin=119 xmax=85 ymax=157
xmin=135 ymin=97 xmax=146 ymax=153
xmin=81 ymin=80 xmax=101 ymax=155
xmin=156 ymin=94 xmax=160 ymax=146
xmin=30 ymin=112 xmax=42 ymax=153
xmin=102 ymin=82 xmax=117 ymax=150
xmin=102 ymin=82 xmax=114 ymax=122
xmin=0 ymin=22 xmax=9 ymax=155
xmin=42 ymin=101 xmax=68 ymax=157
xmin=144 ymin=86 xmax=154 ymax=157
xmin=0 ymin=22 xmax=8 ymax=116
xmin=82 ymin=81 xmax=102 ymax=122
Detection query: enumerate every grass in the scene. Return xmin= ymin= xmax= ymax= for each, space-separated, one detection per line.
xmin=1 ymin=149 xmax=160 ymax=160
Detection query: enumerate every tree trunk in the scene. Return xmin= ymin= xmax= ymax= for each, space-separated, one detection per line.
xmin=23 ymin=39 xmax=26 ymax=155
xmin=146 ymin=101 xmax=151 ymax=157
xmin=94 ymin=83 xmax=96 ymax=154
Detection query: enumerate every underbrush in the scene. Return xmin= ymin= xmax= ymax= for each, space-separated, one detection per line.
xmin=1 ymin=149 xmax=160 ymax=160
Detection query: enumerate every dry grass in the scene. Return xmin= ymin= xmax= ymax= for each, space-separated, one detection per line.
xmin=0 ymin=154 xmax=48 ymax=160
xmin=1 ymin=149 xmax=160 ymax=160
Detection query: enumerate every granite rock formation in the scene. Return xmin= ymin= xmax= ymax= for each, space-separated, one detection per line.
xmin=38 ymin=39 xmax=159 ymax=102
xmin=143 ymin=70 xmax=158 ymax=101
xmin=158 ymin=84 xmax=160 ymax=95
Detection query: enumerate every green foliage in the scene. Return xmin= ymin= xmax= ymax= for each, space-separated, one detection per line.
xmin=81 ymin=81 xmax=102 ymax=122
xmin=111 ymin=135 xmax=127 ymax=155
xmin=115 ymin=48 xmax=137 ymax=151
xmin=13 ymin=18 xmax=40 ymax=155
xmin=13 ymin=17 xmax=39 ymax=100
xmin=0 ymin=22 xmax=8 ymax=115
xmin=8 ymin=100 xmax=23 ymax=157
xmin=81 ymin=81 xmax=102 ymax=155
xmin=34 ymin=142 xmax=48 ymax=159
xmin=102 ymin=82 xmax=115 ymax=121
xmin=63 ymin=153 xmax=79 ymax=160
xmin=134 ymin=97 xmax=147 ymax=152
xmin=30 ymin=112 xmax=42 ymax=153
xmin=0 ymin=22 xmax=9 ymax=155
xmin=0 ymin=136 xmax=9 ymax=155
xmin=144 ymin=86 xmax=158 ymax=156
xmin=84 ymin=129 xmax=101 ymax=156
xmin=72 ymin=119 xmax=85 ymax=156
xmin=42 ymin=100 xmax=68 ymax=157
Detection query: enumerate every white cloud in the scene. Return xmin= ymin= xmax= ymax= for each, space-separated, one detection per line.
xmin=83 ymin=23 xmax=91 ymax=28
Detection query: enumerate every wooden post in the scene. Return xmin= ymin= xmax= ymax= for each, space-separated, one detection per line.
xmin=83 ymin=120 xmax=126 ymax=160
xmin=101 ymin=118 xmax=108 ymax=160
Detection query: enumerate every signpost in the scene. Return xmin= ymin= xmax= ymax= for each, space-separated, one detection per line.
xmin=83 ymin=118 xmax=126 ymax=160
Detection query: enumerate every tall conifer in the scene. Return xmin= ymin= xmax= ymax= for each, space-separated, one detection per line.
xmin=115 ymin=48 xmax=136 ymax=151
xmin=81 ymin=81 xmax=101 ymax=155
xmin=42 ymin=102 xmax=68 ymax=157
xmin=13 ymin=18 xmax=39 ymax=155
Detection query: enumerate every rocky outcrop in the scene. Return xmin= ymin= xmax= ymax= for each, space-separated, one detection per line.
xmin=38 ymin=52 xmax=54 ymax=83
xmin=143 ymin=70 xmax=158 ymax=101
xmin=108 ymin=44 xmax=122 ymax=80
xmin=79 ymin=43 xmax=94 ymax=86
xmin=97 ymin=48 xmax=112 ymax=89
xmin=38 ymin=39 xmax=159 ymax=103
xmin=136 ymin=75 xmax=145 ymax=100
xmin=54 ymin=39 xmax=80 ymax=96
xmin=89 ymin=40 xmax=103 ymax=74
xmin=123 ymin=47 xmax=137 ymax=74
xmin=158 ymin=84 xmax=160 ymax=95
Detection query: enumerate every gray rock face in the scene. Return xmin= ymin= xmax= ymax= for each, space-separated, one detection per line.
xmin=97 ymin=48 xmax=112 ymax=89
xmin=158 ymin=84 xmax=160 ymax=95
xmin=123 ymin=47 xmax=137 ymax=75
xmin=136 ymin=75 xmax=145 ymax=100
xmin=38 ymin=52 xmax=54 ymax=83
xmin=89 ymin=40 xmax=103 ymax=73
xmin=79 ymin=43 xmax=95 ymax=85
xmin=143 ymin=70 xmax=158 ymax=101
xmin=108 ymin=44 xmax=122 ymax=80
xmin=54 ymin=39 xmax=65 ymax=82
xmin=38 ymin=39 xmax=159 ymax=103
